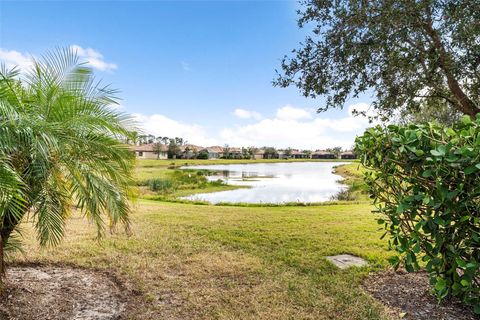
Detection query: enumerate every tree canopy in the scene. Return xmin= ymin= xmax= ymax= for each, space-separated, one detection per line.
xmin=396 ymin=99 xmax=462 ymax=126
xmin=275 ymin=0 xmax=480 ymax=119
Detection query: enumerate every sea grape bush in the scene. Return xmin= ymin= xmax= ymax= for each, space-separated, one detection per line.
xmin=355 ymin=116 xmax=480 ymax=313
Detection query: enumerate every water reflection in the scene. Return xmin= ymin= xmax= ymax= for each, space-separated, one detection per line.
xmin=181 ymin=162 xmax=348 ymax=204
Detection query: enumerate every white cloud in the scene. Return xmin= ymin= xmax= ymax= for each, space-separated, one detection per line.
xmin=220 ymin=103 xmax=377 ymax=149
xmin=132 ymin=103 xmax=375 ymax=150
xmin=220 ymin=118 xmax=352 ymax=149
xmin=1 ymin=46 xmax=117 ymax=72
xmin=0 ymin=48 xmax=34 ymax=70
xmin=276 ymin=105 xmax=313 ymax=120
xmin=180 ymin=60 xmax=191 ymax=71
xmin=70 ymin=44 xmax=117 ymax=71
xmin=132 ymin=113 xmax=219 ymax=146
xmin=233 ymin=108 xmax=262 ymax=120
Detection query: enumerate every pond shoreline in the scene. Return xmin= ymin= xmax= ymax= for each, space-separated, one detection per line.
xmin=136 ymin=159 xmax=364 ymax=207
xmin=178 ymin=162 xmax=352 ymax=205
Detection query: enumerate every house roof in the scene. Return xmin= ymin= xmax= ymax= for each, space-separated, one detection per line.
xmin=291 ymin=150 xmax=304 ymax=155
xmin=312 ymin=150 xmax=333 ymax=155
xmin=181 ymin=144 xmax=203 ymax=152
xmin=255 ymin=149 xmax=265 ymax=155
xmin=341 ymin=151 xmax=355 ymax=155
xmin=132 ymin=143 xmax=167 ymax=152
xmin=204 ymin=146 xmax=224 ymax=153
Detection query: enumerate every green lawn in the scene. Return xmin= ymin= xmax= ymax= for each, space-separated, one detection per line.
xmin=13 ymin=199 xmax=393 ymax=320
xmin=10 ymin=160 xmax=395 ymax=319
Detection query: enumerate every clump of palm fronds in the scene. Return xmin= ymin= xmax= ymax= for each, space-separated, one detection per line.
xmin=0 ymin=48 xmax=136 ymax=281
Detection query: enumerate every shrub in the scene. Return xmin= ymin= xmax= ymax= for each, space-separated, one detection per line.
xmin=330 ymin=188 xmax=356 ymax=201
xmin=170 ymin=170 xmax=207 ymax=186
xmin=355 ymin=116 xmax=480 ymax=313
xmin=148 ymin=179 xmax=174 ymax=193
xmin=197 ymin=151 xmax=209 ymax=159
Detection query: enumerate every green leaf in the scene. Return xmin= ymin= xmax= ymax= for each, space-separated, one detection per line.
xmin=460 ymin=279 xmax=470 ymax=287
xmin=396 ymin=204 xmax=405 ymax=214
xmin=456 ymin=258 xmax=466 ymax=268
xmin=422 ymin=170 xmax=432 ymax=177
xmin=447 ymin=190 xmax=459 ymax=200
xmin=461 ymin=115 xmax=472 ymax=125
xmin=464 ymin=166 xmax=478 ymax=175
xmin=474 ymin=304 xmax=480 ymax=314
xmin=473 ymin=233 xmax=479 ymax=242
xmin=434 ymin=216 xmax=446 ymax=226
xmin=431 ymin=146 xmax=446 ymax=157
xmin=415 ymin=149 xmax=424 ymax=156
xmin=388 ymin=256 xmax=400 ymax=268
xmin=435 ymin=278 xmax=446 ymax=291
xmin=412 ymin=242 xmax=420 ymax=253
xmin=430 ymin=150 xmax=443 ymax=157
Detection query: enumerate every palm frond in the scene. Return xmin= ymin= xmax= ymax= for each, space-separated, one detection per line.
xmin=0 ymin=47 xmax=136 ymax=255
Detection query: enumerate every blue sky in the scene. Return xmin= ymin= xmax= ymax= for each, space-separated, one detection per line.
xmin=0 ymin=0 xmax=373 ymax=149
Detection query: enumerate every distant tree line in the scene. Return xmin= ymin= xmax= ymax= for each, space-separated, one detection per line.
xmin=134 ymin=134 xmax=188 ymax=159
xmin=132 ymin=134 xmax=351 ymax=160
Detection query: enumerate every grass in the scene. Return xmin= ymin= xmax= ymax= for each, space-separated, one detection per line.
xmin=333 ymin=163 xmax=370 ymax=201
xmin=12 ymin=200 xmax=392 ymax=320
xmin=145 ymin=184 xmax=248 ymax=201
xmin=9 ymin=160 xmax=396 ymax=319
xmin=136 ymin=165 xmax=245 ymax=199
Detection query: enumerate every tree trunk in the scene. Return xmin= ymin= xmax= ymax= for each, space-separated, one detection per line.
xmin=0 ymin=234 xmax=4 ymax=290
xmin=423 ymin=20 xmax=479 ymax=117
xmin=0 ymin=221 xmax=18 ymax=290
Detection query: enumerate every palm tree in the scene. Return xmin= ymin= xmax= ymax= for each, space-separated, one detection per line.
xmin=184 ymin=145 xmax=192 ymax=159
xmin=0 ymin=160 xmax=24 ymax=278
xmin=302 ymin=150 xmax=312 ymax=159
xmin=247 ymin=146 xmax=258 ymax=159
xmin=153 ymin=142 xmax=164 ymax=160
xmin=138 ymin=135 xmax=148 ymax=145
xmin=284 ymin=148 xmax=293 ymax=158
xmin=0 ymin=49 xmax=136 ymax=286
xmin=223 ymin=144 xmax=231 ymax=159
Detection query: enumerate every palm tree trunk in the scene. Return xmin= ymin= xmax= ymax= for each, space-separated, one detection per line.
xmin=0 ymin=221 xmax=17 ymax=289
xmin=0 ymin=234 xmax=5 ymax=290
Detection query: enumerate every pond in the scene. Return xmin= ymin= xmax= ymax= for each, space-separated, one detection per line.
xmin=181 ymin=162 xmax=348 ymax=204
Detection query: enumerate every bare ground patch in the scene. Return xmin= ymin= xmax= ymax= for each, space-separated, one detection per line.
xmin=364 ymin=270 xmax=478 ymax=320
xmin=0 ymin=263 xmax=128 ymax=320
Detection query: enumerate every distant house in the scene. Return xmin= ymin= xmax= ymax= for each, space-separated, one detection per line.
xmin=254 ymin=149 xmax=265 ymax=160
xmin=181 ymin=144 xmax=203 ymax=159
xmin=291 ymin=150 xmax=310 ymax=159
xmin=228 ymin=147 xmax=242 ymax=159
xmin=277 ymin=150 xmax=287 ymax=159
xmin=311 ymin=150 xmax=336 ymax=159
xmin=200 ymin=146 xmax=224 ymax=159
xmin=132 ymin=143 xmax=168 ymax=159
xmin=340 ymin=151 xmax=357 ymax=159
